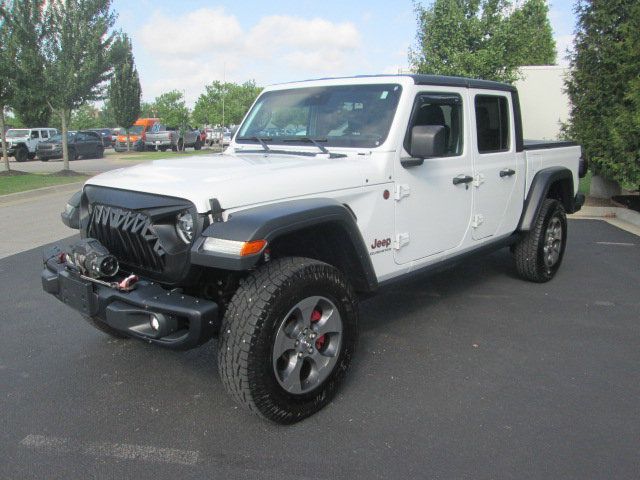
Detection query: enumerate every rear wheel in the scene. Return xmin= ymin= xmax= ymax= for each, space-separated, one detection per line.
xmin=69 ymin=147 xmax=78 ymax=161
xmin=194 ymin=138 xmax=202 ymax=150
xmin=95 ymin=146 xmax=104 ymax=158
xmin=513 ymin=199 xmax=567 ymax=282
xmin=218 ymin=257 xmax=358 ymax=424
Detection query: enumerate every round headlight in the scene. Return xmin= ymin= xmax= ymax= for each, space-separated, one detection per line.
xmin=176 ymin=211 xmax=195 ymax=243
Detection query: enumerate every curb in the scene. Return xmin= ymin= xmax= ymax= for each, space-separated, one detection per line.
xmin=0 ymin=181 xmax=84 ymax=206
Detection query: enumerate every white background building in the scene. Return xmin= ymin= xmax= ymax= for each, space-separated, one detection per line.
xmin=515 ymin=66 xmax=571 ymax=141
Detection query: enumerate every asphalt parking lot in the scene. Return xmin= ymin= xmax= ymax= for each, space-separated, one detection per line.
xmin=0 ymin=219 xmax=638 ymax=479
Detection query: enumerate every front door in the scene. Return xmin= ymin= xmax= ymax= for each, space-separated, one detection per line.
xmin=394 ymin=91 xmax=473 ymax=265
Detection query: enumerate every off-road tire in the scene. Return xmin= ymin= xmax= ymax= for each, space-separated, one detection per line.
xmin=194 ymin=139 xmax=202 ymax=150
xmin=84 ymin=316 xmax=129 ymax=339
xmin=218 ymin=257 xmax=358 ymax=424
xmin=513 ymin=198 xmax=567 ymax=282
xmin=15 ymin=147 xmax=28 ymax=162
xmin=95 ymin=146 xmax=104 ymax=158
xmin=69 ymin=148 xmax=78 ymax=161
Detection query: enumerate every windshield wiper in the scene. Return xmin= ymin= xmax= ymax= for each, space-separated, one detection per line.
xmin=236 ymin=136 xmax=272 ymax=152
xmin=283 ymin=137 xmax=330 ymax=155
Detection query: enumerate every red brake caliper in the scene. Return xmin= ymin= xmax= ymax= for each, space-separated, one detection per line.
xmin=310 ymin=309 xmax=326 ymax=350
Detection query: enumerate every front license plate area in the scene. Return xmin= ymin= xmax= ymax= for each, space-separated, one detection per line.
xmin=58 ymin=271 xmax=94 ymax=316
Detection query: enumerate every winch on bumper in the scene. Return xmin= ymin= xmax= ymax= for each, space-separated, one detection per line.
xmin=41 ymin=249 xmax=219 ymax=350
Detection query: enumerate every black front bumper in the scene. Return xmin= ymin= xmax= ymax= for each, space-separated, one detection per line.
xmin=41 ymin=256 xmax=219 ymax=349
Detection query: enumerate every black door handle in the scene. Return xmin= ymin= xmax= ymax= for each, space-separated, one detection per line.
xmin=453 ymin=175 xmax=473 ymax=185
xmin=500 ymin=168 xmax=516 ymax=177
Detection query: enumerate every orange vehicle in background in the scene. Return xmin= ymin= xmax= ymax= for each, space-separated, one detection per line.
xmin=114 ymin=118 xmax=159 ymax=152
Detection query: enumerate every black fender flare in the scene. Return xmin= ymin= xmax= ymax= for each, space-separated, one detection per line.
xmin=191 ymin=198 xmax=378 ymax=293
xmin=518 ymin=167 xmax=575 ymax=231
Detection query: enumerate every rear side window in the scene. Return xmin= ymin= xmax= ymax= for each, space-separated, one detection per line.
xmin=405 ymin=93 xmax=464 ymax=157
xmin=475 ymin=95 xmax=510 ymax=153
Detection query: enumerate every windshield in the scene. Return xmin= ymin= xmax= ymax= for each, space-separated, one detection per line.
xmin=237 ymin=84 xmax=402 ymax=148
xmin=6 ymin=129 xmax=30 ymax=138
xmin=49 ymin=133 xmax=76 ymax=142
xmin=127 ymin=125 xmax=145 ymax=135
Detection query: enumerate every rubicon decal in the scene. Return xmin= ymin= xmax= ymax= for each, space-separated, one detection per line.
xmin=370 ymin=237 xmax=392 ymax=255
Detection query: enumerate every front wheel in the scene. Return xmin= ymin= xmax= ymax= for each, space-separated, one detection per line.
xmin=15 ymin=147 xmax=28 ymax=162
xmin=513 ymin=199 xmax=567 ymax=282
xmin=218 ymin=257 xmax=358 ymax=424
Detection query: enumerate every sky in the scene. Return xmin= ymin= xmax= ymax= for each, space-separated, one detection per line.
xmin=112 ymin=0 xmax=578 ymax=106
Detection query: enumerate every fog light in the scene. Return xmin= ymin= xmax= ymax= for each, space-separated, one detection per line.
xmin=150 ymin=315 xmax=160 ymax=331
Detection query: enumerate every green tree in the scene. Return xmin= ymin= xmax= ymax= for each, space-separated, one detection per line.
xmin=154 ymin=90 xmax=189 ymax=150
xmin=70 ymin=104 xmax=101 ymax=130
xmin=109 ymin=34 xmax=141 ymax=151
xmin=140 ymin=101 xmax=157 ymax=118
xmin=43 ymin=0 xmax=118 ymax=171
xmin=99 ymin=99 xmax=116 ymax=127
xmin=0 ymin=7 xmax=15 ymax=172
xmin=5 ymin=0 xmax=51 ymax=127
xmin=566 ymin=0 xmax=640 ymax=187
xmin=192 ymin=80 xmax=262 ymax=127
xmin=410 ymin=0 xmax=556 ymax=83
xmin=154 ymin=90 xmax=189 ymax=128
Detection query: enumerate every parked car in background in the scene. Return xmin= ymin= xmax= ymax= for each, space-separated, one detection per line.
xmin=144 ymin=124 xmax=203 ymax=151
xmin=37 ymin=130 xmax=104 ymax=161
xmin=114 ymin=118 xmax=159 ymax=152
xmin=205 ymin=127 xmax=220 ymax=146
xmin=87 ymin=128 xmax=113 ymax=148
xmin=221 ymin=129 xmax=232 ymax=146
xmin=5 ymin=128 xmax=58 ymax=162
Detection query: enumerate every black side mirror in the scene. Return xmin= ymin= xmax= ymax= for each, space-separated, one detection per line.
xmin=61 ymin=190 xmax=82 ymax=230
xmin=402 ymin=125 xmax=447 ymax=167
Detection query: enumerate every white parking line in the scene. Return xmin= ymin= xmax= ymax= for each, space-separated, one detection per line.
xmin=596 ymin=241 xmax=636 ymax=246
xmin=20 ymin=434 xmax=200 ymax=466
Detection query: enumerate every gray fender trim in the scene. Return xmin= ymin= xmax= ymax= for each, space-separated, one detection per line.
xmin=518 ymin=167 xmax=575 ymax=231
xmin=190 ymin=198 xmax=378 ymax=292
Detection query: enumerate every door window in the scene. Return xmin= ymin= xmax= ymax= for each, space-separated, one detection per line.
xmin=30 ymin=131 xmax=39 ymax=139
xmin=41 ymin=130 xmax=49 ymax=139
xmin=475 ymin=95 xmax=510 ymax=153
xmin=405 ymin=93 xmax=464 ymax=157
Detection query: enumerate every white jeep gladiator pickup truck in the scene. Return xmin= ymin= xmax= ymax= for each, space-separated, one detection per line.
xmin=6 ymin=127 xmax=58 ymax=162
xmin=42 ymin=74 xmax=586 ymax=423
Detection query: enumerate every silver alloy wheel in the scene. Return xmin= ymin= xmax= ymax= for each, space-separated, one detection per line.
xmin=272 ymin=296 xmax=343 ymax=394
xmin=543 ymin=216 xmax=563 ymax=268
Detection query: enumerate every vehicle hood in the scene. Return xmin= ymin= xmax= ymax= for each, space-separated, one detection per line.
xmin=7 ymin=136 xmax=29 ymax=143
xmin=85 ymin=152 xmax=365 ymax=212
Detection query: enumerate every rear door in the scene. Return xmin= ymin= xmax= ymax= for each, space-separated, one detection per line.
xmin=394 ymin=90 xmax=473 ymax=264
xmin=470 ymin=92 xmax=522 ymax=240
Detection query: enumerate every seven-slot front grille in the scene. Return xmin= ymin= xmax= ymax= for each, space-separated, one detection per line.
xmin=89 ymin=204 xmax=166 ymax=272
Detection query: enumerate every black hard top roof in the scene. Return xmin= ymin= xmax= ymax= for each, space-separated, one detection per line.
xmin=285 ymin=74 xmax=517 ymax=93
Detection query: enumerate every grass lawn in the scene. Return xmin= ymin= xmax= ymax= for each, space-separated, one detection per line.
xmin=0 ymin=172 xmax=86 ymax=196
xmin=115 ymin=148 xmax=221 ymax=161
